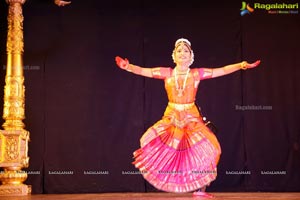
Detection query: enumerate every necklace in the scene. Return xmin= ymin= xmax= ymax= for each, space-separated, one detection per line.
xmin=174 ymin=67 xmax=190 ymax=97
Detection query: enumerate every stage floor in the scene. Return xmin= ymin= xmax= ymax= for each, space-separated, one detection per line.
xmin=0 ymin=192 xmax=300 ymax=200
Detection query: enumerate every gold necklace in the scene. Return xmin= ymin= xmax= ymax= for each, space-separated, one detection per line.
xmin=174 ymin=67 xmax=190 ymax=97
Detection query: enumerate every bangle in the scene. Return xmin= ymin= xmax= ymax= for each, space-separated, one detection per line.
xmin=126 ymin=64 xmax=133 ymax=72
xmin=240 ymin=61 xmax=247 ymax=70
xmin=126 ymin=64 xmax=142 ymax=74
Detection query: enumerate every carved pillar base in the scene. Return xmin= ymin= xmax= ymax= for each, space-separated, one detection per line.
xmin=0 ymin=183 xmax=31 ymax=196
xmin=0 ymin=130 xmax=30 ymax=196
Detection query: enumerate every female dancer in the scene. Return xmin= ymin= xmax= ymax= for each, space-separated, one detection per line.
xmin=115 ymin=38 xmax=260 ymax=197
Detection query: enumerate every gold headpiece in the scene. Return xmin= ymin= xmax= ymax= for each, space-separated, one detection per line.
xmin=175 ymin=38 xmax=192 ymax=47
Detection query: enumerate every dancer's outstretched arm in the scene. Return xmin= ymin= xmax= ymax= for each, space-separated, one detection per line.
xmin=212 ymin=60 xmax=261 ymax=78
xmin=115 ymin=56 xmax=154 ymax=78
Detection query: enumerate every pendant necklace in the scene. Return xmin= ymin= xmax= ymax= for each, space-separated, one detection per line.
xmin=174 ymin=67 xmax=190 ymax=97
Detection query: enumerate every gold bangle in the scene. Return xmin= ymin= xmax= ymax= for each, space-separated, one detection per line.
xmin=126 ymin=64 xmax=133 ymax=72
xmin=240 ymin=61 xmax=247 ymax=70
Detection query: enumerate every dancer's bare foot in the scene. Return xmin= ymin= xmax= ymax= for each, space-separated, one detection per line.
xmin=192 ymin=191 xmax=214 ymax=198
xmin=193 ymin=186 xmax=214 ymax=198
xmin=54 ymin=0 xmax=71 ymax=6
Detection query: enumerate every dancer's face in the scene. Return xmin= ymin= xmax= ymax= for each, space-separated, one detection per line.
xmin=174 ymin=44 xmax=192 ymax=66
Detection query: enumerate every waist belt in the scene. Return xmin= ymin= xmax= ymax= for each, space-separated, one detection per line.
xmin=168 ymin=102 xmax=195 ymax=111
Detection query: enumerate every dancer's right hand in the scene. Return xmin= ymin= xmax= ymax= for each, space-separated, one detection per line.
xmin=115 ymin=56 xmax=129 ymax=70
xmin=54 ymin=0 xmax=71 ymax=6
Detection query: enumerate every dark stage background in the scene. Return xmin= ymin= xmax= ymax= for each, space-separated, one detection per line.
xmin=0 ymin=0 xmax=299 ymax=194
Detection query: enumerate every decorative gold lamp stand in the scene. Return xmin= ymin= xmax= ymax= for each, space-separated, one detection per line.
xmin=0 ymin=0 xmax=31 ymax=196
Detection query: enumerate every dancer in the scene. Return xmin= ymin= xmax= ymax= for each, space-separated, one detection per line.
xmin=115 ymin=38 xmax=260 ymax=197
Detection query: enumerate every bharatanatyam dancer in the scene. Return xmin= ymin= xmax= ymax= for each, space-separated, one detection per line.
xmin=115 ymin=38 xmax=260 ymax=198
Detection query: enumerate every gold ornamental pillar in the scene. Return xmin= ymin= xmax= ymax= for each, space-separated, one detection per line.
xmin=0 ymin=0 xmax=31 ymax=196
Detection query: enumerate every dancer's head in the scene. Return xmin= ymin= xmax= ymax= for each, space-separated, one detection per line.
xmin=172 ymin=38 xmax=194 ymax=66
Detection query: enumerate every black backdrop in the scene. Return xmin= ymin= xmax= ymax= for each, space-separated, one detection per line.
xmin=0 ymin=0 xmax=299 ymax=194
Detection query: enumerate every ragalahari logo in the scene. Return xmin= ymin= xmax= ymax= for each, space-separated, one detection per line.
xmin=240 ymin=2 xmax=254 ymax=16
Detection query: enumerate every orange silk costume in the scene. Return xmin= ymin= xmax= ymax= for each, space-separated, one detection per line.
xmin=133 ymin=67 xmax=221 ymax=193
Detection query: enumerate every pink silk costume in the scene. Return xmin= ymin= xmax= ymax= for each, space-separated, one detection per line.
xmin=133 ymin=67 xmax=221 ymax=193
